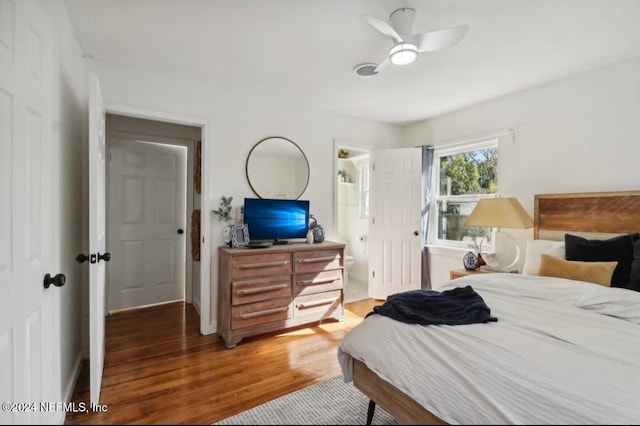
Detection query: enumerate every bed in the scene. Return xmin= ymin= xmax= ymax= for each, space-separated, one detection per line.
xmin=337 ymin=191 xmax=640 ymax=425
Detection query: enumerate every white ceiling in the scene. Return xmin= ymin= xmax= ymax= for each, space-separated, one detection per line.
xmin=64 ymin=0 xmax=640 ymax=125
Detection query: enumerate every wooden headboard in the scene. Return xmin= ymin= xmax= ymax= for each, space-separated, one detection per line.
xmin=534 ymin=190 xmax=640 ymax=241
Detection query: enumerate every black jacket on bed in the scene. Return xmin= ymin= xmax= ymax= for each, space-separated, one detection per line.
xmin=367 ymin=285 xmax=497 ymax=326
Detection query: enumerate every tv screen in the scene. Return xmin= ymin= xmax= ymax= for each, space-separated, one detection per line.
xmin=243 ymin=198 xmax=310 ymax=242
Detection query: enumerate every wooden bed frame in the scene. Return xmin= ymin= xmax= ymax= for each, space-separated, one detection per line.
xmin=352 ymin=190 xmax=640 ymax=425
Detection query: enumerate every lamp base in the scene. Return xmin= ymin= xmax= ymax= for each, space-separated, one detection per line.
xmin=479 ymin=230 xmax=520 ymax=272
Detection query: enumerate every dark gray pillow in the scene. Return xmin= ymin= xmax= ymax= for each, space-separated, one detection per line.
xmin=564 ymin=233 xmax=638 ymax=289
xmin=629 ymin=234 xmax=640 ymax=291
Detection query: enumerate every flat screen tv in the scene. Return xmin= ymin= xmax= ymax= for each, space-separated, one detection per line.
xmin=243 ymin=198 xmax=310 ymax=244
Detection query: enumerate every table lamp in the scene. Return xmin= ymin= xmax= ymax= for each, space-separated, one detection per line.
xmin=463 ymin=197 xmax=533 ymax=272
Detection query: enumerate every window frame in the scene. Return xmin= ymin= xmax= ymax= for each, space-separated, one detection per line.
xmin=429 ymin=138 xmax=499 ymax=250
xmin=359 ymin=163 xmax=370 ymax=219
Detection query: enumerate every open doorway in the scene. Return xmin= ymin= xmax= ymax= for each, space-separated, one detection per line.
xmin=105 ymin=114 xmax=202 ymax=315
xmin=335 ymin=141 xmax=371 ymax=303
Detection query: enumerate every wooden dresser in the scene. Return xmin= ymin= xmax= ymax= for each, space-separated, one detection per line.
xmin=217 ymin=241 xmax=345 ymax=348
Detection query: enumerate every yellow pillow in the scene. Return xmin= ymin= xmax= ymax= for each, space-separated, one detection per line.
xmin=537 ymin=254 xmax=617 ymax=286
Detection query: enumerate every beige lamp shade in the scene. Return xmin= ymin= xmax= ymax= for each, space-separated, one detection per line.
xmin=463 ymin=198 xmax=533 ymax=229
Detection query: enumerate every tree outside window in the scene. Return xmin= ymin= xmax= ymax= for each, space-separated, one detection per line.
xmin=433 ymin=141 xmax=498 ymax=248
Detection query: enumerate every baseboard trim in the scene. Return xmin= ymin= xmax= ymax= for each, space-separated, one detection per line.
xmin=59 ymin=352 xmax=84 ymax=424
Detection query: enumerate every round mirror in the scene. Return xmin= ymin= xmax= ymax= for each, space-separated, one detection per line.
xmin=246 ymin=136 xmax=310 ymax=199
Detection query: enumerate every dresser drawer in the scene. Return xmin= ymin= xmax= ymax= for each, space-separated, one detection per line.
xmin=232 ymin=275 xmax=292 ymax=306
xmin=294 ymin=249 xmax=342 ymax=274
xmin=293 ymin=269 xmax=343 ymax=297
xmin=231 ymin=298 xmax=292 ymax=330
xmin=231 ymin=252 xmax=292 ymax=280
xmin=293 ymin=290 xmax=342 ymax=319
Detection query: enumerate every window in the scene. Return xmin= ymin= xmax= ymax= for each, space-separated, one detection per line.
xmin=431 ymin=139 xmax=498 ymax=249
xmin=360 ymin=164 xmax=370 ymax=218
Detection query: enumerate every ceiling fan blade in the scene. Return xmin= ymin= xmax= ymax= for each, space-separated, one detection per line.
xmin=374 ymin=57 xmax=390 ymax=73
xmin=417 ymin=25 xmax=469 ymax=52
xmin=363 ymin=15 xmax=403 ymax=43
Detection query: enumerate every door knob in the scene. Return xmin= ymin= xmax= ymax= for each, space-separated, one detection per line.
xmin=414 ymin=230 xmax=420 ymax=236
xmin=77 ymin=253 xmax=110 ymax=263
xmin=76 ymin=253 xmax=97 ymax=263
xmin=98 ymin=252 xmax=111 ymax=262
xmin=177 ymin=229 xmax=184 ymax=235
xmin=44 ymin=273 xmax=66 ymax=289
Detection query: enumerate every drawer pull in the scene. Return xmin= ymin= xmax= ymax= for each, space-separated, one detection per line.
xmin=297 ymin=298 xmax=339 ymax=309
xmin=297 ymin=255 xmax=341 ymax=264
xmin=297 ymin=276 xmax=341 ymax=286
xmin=236 ymin=260 xmax=289 ymax=269
xmin=236 ymin=306 xmax=288 ymax=320
xmin=236 ymin=283 xmax=289 ymax=295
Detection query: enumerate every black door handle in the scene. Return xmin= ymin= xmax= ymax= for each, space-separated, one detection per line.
xmin=44 ymin=273 xmax=66 ymax=289
xmin=178 ymin=229 xmax=184 ymax=235
xmin=76 ymin=253 xmax=97 ymax=263
xmin=414 ymin=230 xmax=420 ymax=236
xmin=77 ymin=253 xmax=110 ymax=263
xmin=98 ymin=252 xmax=111 ymax=262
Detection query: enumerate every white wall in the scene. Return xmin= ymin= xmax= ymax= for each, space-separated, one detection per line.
xmin=86 ymin=58 xmax=403 ymax=332
xmin=403 ymin=55 xmax=640 ymax=288
xmin=38 ymin=0 xmax=86 ymax=406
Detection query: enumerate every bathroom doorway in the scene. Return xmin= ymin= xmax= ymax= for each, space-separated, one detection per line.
xmin=334 ymin=141 xmax=370 ymax=303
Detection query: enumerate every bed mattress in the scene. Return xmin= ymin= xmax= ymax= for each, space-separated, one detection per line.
xmin=338 ymin=273 xmax=640 ymax=424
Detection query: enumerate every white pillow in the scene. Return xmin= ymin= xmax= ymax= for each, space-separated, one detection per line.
xmin=522 ymin=239 xmax=565 ymax=275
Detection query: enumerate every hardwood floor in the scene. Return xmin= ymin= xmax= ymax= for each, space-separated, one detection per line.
xmin=64 ymin=298 xmax=378 ymax=425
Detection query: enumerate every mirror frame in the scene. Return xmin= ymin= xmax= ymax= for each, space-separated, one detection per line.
xmin=245 ymin=136 xmax=310 ymax=200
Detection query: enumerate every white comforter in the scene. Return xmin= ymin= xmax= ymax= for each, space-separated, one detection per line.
xmin=338 ymin=273 xmax=640 ymax=425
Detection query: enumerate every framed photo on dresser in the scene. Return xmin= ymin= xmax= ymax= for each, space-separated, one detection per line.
xmin=230 ymin=224 xmax=250 ymax=248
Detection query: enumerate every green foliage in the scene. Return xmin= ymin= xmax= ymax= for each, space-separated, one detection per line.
xmin=212 ymin=196 xmax=233 ymax=222
xmin=440 ymin=149 xmax=497 ymax=196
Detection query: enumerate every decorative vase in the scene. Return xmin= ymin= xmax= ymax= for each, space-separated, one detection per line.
xmin=308 ymin=214 xmax=325 ymax=243
xmin=463 ymin=251 xmax=478 ymax=271
xmin=312 ymin=225 xmax=325 ymax=243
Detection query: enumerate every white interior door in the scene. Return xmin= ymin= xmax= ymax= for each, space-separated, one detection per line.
xmin=0 ymin=1 xmax=59 ymax=423
xmin=369 ymin=148 xmax=422 ymax=300
xmin=88 ymin=73 xmax=107 ymax=405
xmin=108 ymin=138 xmax=187 ymax=311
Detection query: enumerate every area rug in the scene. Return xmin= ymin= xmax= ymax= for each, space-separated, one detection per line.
xmin=213 ymin=375 xmax=398 ymax=425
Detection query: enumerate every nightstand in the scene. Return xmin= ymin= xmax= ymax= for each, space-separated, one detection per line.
xmin=450 ymin=268 xmax=518 ymax=280
xmin=449 ymin=268 xmax=491 ymax=280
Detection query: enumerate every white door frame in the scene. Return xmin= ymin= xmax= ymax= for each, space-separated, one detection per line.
xmin=106 ymin=129 xmax=194 ymax=311
xmin=104 ymin=103 xmax=213 ymax=335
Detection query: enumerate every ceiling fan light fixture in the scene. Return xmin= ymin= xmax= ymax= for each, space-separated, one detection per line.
xmin=389 ymin=42 xmax=418 ymax=65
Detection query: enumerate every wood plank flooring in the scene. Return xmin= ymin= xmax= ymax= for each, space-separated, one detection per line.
xmin=64 ymin=298 xmax=378 ymax=425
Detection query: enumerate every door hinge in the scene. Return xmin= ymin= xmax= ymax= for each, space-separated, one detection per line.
xmin=372 ymin=270 xmax=375 ymax=278
xmin=372 ymin=217 xmax=375 ymax=225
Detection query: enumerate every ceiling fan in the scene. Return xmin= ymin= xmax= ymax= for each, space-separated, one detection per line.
xmin=355 ymin=7 xmax=468 ymax=76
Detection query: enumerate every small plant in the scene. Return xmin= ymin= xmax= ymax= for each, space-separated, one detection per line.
xmin=467 ymin=239 xmax=482 ymax=254
xmin=212 ymin=196 xmax=233 ymax=222
xmin=338 ymin=170 xmax=349 ymax=182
